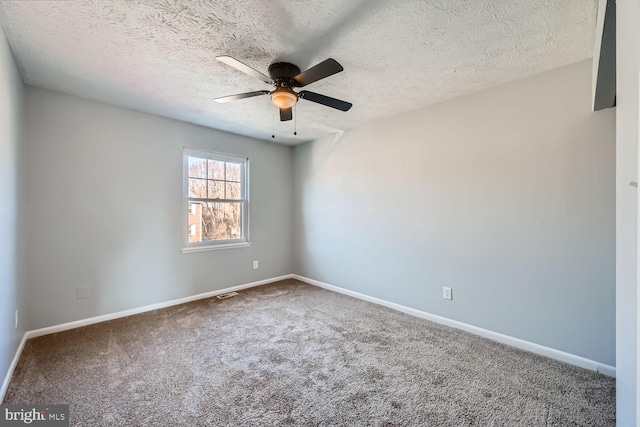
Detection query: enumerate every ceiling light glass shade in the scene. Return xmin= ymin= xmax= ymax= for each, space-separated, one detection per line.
xmin=270 ymin=87 xmax=298 ymax=109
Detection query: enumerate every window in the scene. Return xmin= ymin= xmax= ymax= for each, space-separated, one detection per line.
xmin=183 ymin=149 xmax=249 ymax=252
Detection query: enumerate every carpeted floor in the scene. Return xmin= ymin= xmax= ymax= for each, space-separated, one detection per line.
xmin=4 ymin=279 xmax=615 ymax=426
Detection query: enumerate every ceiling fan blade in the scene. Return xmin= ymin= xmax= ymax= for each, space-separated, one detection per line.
xmin=216 ymin=56 xmax=273 ymax=84
xmin=299 ymin=91 xmax=352 ymax=111
xmin=293 ymin=58 xmax=343 ymax=87
xmin=280 ymin=107 xmax=293 ymax=121
xmin=214 ymin=90 xmax=269 ymax=103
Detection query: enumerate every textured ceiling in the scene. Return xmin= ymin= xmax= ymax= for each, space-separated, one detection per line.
xmin=0 ymin=0 xmax=597 ymax=145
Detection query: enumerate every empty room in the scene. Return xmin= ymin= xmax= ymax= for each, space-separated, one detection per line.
xmin=1 ymin=0 xmax=638 ymax=426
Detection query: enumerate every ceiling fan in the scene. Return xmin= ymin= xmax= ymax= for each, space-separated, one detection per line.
xmin=214 ymin=56 xmax=352 ymax=122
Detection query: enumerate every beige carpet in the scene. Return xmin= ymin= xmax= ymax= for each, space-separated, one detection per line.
xmin=4 ymin=279 xmax=615 ymax=426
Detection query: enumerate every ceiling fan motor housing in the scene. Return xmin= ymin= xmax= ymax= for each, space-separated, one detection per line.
xmin=268 ymin=62 xmax=301 ymax=87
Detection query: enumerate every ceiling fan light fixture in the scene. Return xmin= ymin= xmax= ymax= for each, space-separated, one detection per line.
xmin=270 ymin=87 xmax=298 ymax=109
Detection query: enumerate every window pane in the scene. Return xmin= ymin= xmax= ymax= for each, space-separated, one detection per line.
xmin=188 ymin=178 xmax=207 ymax=198
xmin=187 ymin=203 xmax=202 ymax=243
xmin=208 ymin=160 xmax=225 ymax=180
xmin=188 ymin=157 xmax=207 ymax=179
xmin=208 ymin=180 xmax=225 ymax=199
xmin=199 ymin=202 xmax=242 ymax=241
xmin=226 ymin=182 xmax=241 ymax=199
xmin=185 ymin=150 xmax=248 ymax=247
xmin=226 ymin=162 xmax=241 ymax=181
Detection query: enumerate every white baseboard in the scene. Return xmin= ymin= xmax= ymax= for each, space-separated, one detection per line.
xmin=26 ymin=274 xmax=294 ymax=339
xmin=0 ymin=333 xmax=27 ymax=403
xmin=292 ymin=274 xmax=616 ymax=378
xmin=2 ymin=271 xmax=614 ymax=403
xmin=1 ymin=274 xmax=294 ymax=402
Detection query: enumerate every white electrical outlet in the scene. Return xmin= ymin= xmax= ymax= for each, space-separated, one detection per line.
xmin=443 ymin=287 xmax=452 ymax=300
xmin=253 ymin=261 xmax=259 ymax=269
xmin=15 ymin=309 xmax=18 ymax=329
xmin=77 ymin=286 xmax=89 ymax=299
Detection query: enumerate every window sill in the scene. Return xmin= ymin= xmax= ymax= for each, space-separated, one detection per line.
xmin=181 ymin=242 xmax=251 ymax=253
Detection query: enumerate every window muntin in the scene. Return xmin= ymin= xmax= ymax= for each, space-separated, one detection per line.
xmin=184 ymin=149 xmax=248 ymax=250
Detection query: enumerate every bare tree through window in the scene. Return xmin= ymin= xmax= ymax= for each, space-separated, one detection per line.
xmin=185 ymin=151 xmax=247 ymax=246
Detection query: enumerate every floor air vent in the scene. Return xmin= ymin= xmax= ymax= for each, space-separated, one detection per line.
xmin=216 ymin=292 xmax=239 ymax=300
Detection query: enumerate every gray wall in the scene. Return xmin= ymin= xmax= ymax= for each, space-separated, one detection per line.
xmin=23 ymin=87 xmax=293 ymax=330
xmin=293 ymin=60 xmax=616 ymax=366
xmin=0 ymin=24 xmax=26 ymax=387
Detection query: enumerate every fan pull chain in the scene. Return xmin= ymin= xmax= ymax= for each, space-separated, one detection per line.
xmin=294 ymin=104 xmax=297 ymax=136
xmin=272 ymin=104 xmax=275 ymax=139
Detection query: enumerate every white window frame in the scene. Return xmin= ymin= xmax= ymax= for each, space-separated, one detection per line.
xmin=182 ymin=148 xmax=250 ymax=253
